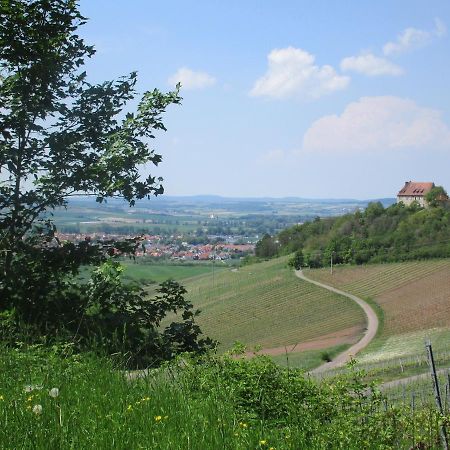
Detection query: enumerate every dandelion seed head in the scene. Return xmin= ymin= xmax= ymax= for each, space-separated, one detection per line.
xmin=32 ymin=404 xmax=43 ymax=415
xmin=49 ymin=388 xmax=59 ymax=398
xmin=24 ymin=385 xmax=43 ymax=393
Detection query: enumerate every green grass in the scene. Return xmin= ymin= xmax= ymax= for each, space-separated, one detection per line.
xmin=182 ymin=257 xmax=366 ymax=352
xmin=270 ymin=344 xmax=351 ymax=371
xmin=358 ymin=328 xmax=450 ymax=364
xmin=121 ymin=261 xmax=223 ymax=285
xmin=0 ymin=349 xmax=263 ymax=449
xmin=0 ymin=346 xmax=445 ymax=449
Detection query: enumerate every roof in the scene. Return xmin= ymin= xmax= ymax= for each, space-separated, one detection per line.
xmin=397 ymin=181 xmax=434 ymax=197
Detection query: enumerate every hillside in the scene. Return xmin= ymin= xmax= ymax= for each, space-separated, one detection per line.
xmin=182 ymin=257 xmax=366 ymax=353
xmin=260 ymin=201 xmax=450 ymax=266
xmin=305 ymin=259 xmax=450 ymax=363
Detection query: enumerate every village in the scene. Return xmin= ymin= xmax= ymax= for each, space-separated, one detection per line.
xmin=55 ymin=231 xmax=256 ymax=261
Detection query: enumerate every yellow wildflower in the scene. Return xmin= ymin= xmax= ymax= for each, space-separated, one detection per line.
xmin=259 ymin=440 xmax=267 ymax=445
xmin=239 ymin=422 xmax=248 ymax=428
xmin=127 ymin=404 xmax=133 ymax=411
xmin=154 ymin=415 xmax=162 ymax=422
xmin=27 ymin=396 xmax=33 ymax=402
xmin=0 ymin=395 xmax=4 ymax=401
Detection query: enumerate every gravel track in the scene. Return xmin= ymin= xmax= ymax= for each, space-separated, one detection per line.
xmin=295 ymin=269 xmax=379 ymax=373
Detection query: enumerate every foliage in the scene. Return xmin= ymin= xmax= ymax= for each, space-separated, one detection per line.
xmin=287 ymin=249 xmax=304 ymax=270
xmin=3 ymin=345 xmax=445 ymax=449
xmin=425 ymin=185 xmax=449 ymax=208
xmin=0 ymin=0 xmax=212 ymax=366
xmin=0 ymin=258 xmax=215 ymax=368
xmin=267 ymin=201 xmax=450 ymax=267
xmin=255 ymin=233 xmax=279 ymax=258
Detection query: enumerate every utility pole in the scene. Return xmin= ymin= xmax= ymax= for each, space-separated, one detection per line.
xmin=212 ymin=245 xmax=215 ymax=289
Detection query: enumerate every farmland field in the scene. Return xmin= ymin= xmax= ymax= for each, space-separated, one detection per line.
xmin=121 ymin=261 xmax=222 ymax=285
xmin=305 ymin=259 xmax=450 ymax=364
xmin=182 ymin=257 xmax=366 ymax=355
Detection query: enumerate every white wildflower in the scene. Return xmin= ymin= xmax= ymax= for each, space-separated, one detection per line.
xmin=49 ymin=388 xmax=59 ymax=398
xmin=24 ymin=384 xmax=43 ymax=393
xmin=32 ymin=404 xmax=43 ymax=415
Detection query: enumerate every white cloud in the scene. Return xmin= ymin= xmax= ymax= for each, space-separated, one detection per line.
xmin=302 ymin=96 xmax=450 ymax=153
xmin=340 ymin=53 xmax=403 ymax=76
xmin=383 ymin=18 xmax=447 ymax=56
xmin=250 ymin=47 xmax=349 ymax=100
xmin=168 ymin=67 xmax=216 ymax=90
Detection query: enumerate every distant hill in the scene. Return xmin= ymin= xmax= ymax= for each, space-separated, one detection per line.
xmin=65 ymin=194 xmax=396 ymax=211
xmin=258 ymin=201 xmax=450 ymax=265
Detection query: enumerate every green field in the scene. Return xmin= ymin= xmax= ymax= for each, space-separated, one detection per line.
xmin=270 ymin=344 xmax=351 ymax=370
xmin=121 ymin=261 xmax=223 ymax=285
xmin=182 ymin=257 xmax=366 ymax=360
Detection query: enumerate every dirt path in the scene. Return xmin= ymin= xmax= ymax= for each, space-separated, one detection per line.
xmin=381 ymin=368 xmax=449 ymax=390
xmin=243 ymin=325 xmax=361 ymax=358
xmin=295 ymin=269 xmax=379 ymax=373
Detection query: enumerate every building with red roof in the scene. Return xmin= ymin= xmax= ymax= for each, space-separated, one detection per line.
xmin=397 ymin=181 xmax=434 ymax=207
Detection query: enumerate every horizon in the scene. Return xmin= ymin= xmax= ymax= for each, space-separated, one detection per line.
xmin=69 ymin=193 xmax=397 ymax=202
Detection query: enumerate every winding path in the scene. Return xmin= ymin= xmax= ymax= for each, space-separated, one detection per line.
xmin=295 ymin=269 xmax=379 ymax=373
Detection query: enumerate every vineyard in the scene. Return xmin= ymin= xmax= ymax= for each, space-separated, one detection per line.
xmin=182 ymin=257 xmax=366 ymax=353
xmin=305 ymin=259 xmax=450 ymax=378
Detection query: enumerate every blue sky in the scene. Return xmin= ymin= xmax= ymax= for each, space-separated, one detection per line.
xmin=79 ymin=1 xmax=450 ymax=199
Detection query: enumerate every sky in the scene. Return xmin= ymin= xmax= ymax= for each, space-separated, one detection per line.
xmin=79 ymin=0 xmax=450 ymax=199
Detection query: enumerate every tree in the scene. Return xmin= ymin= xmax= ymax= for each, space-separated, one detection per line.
xmin=288 ymin=249 xmax=304 ymax=270
xmin=255 ymin=233 xmax=278 ymax=258
xmin=0 ymin=1 xmax=212 ymax=365
xmin=425 ymin=186 xmax=449 ymax=208
xmin=1 ymin=1 xmax=180 ymax=274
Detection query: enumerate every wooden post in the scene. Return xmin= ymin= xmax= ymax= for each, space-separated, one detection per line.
xmin=411 ymin=391 xmax=416 ymax=450
xmin=426 ymin=340 xmax=448 ymax=450
xmin=447 ymin=370 xmax=450 ymax=413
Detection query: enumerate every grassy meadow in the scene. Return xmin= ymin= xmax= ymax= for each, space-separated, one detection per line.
xmin=121 ymin=261 xmax=222 ymax=285
xmin=179 ymin=257 xmax=366 ymax=367
xmin=1 ymin=346 xmax=446 ymax=450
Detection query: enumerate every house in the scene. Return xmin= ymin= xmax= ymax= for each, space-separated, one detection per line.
xmin=397 ymin=181 xmax=434 ymax=207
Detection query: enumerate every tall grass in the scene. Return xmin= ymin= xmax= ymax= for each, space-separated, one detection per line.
xmin=0 ymin=346 xmax=447 ymax=449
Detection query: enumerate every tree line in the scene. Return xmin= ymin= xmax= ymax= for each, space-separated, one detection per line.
xmin=256 ymin=190 xmax=450 ymax=268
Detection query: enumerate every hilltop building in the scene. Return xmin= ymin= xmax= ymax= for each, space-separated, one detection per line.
xmin=397 ymin=181 xmax=434 ymax=207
